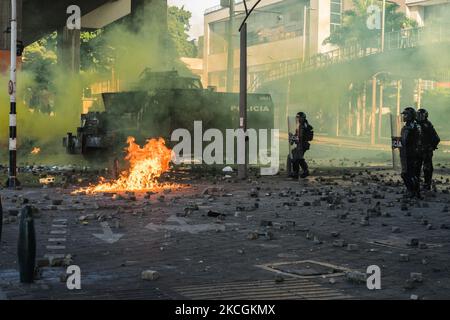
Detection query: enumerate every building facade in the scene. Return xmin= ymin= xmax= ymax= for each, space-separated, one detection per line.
xmin=202 ymin=0 xmax=449 ymax=93
xmin=203 ymin=0 xmax=352 ymax=92
xmin=405 ymin=0 xmax=450 ymax=26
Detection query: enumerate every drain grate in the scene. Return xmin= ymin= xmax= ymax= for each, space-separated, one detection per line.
xmin=257 ymin=260 xmax=349 ymax=279
xmin=174 ymin=278 xmax=352 ymax=300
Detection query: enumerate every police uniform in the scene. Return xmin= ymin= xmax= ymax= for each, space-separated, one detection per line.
xmin=291 ymin=115 xmax=314 ymax=178
xmin=416 ymin=111 xmax=440 ymax=190
xmin=400 ymin=108 xmax=421 ymax=198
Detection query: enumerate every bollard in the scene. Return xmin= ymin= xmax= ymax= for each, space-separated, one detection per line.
xmin=17 ymin=205 xmax=36 ymax=283
xmin=0 ymin=197 xmax=3 ymax=243
xmin=113 ymin=158 xmax=120 ymax=179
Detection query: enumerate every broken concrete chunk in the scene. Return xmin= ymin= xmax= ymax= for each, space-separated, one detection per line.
xmin=391 ymin=226 xmax=401 ymax=233
xmin=399 ymin=254 xmax=409 ymax=262
xmin=407 ymin=238 xmax=419 ymax=247
xmin=247 ymin=232 xmax=259 ymax=240
xmin=141 ymin=270 xmax=160 ymax=281
xmin=410 ymin=272 xmax=423 ymax=283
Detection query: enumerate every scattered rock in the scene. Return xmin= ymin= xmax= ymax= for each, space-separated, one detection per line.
xmin=391 ymin=226 xmax=401 ymax=233
xmin=410 ymin=272 xmax=423 ymax=283
xmin=141 ymin=270 xmax=160 ymax=281
xmin=333 ymin=240 xmax=346 ymax=247
xmin=52 ymin=199 xmax=63 ymax=206
xmin=399 ymin=254 xmax=409 ymax=262
xmin=247 ymin=232 xmax=258 ymax=240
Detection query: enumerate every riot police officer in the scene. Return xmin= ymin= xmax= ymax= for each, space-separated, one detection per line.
xmin=290 ymin=112 xmax=314 ymax=179
xmin=416 ymin=108 xmax=440 ymax=190
xmin=399 ymin=107 xmax=421 ymax=198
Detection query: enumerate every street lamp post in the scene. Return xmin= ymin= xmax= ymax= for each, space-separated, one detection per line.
xmin=302 ymin=5 xmax=308 ymax=63
xmin=237 ymin=0 xmax=262 ymax=180
xmin=371 ymin=71 xmax=390 ymax=145
xmin=226 ymin=0 xmax=236 ymax=92
xmin=8 ymin=0 xmax=18 ymax=188
xmin=381 ymin=0 xmax=386 ymax=52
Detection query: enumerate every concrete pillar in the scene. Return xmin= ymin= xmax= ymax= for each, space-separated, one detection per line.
xmin=0 ymin=0 xmax=22 ymax=74
xmin=57 ymin=27 xmax=80 ymax=73
xmin=309 ymin=0 xmax=331 ymax=55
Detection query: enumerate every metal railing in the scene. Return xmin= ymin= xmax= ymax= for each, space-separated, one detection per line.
xmin=255 ymin=24 xmax=450 ymax=87
xmin=205 ymin=0 xmax=244 ymax=15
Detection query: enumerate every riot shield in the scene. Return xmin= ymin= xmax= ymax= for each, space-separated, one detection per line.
xmin=286 ymin=116 xmax=299 ymax=176
xmin=390 ymin=113 xmax=402 ymax=170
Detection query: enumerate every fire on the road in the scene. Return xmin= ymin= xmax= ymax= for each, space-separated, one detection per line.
xmin=31 ymin=147 xmax=41 ymax=155
xmin=76 ymin=137 xmax=174 ymax=194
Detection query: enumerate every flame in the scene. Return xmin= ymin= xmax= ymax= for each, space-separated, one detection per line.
xmin=31 ymin=147 xmax=41 ymax=155
xmin=76 ymin=137 xmax=173 ymax=194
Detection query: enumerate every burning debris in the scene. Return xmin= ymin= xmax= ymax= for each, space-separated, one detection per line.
xmin=30 ymin=147 xmax=41 ymax=155
xmin=75 ymin=137 xmax=174 ymax=194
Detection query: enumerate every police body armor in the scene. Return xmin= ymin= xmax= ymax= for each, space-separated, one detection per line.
xmin=400 ymin=121 xmax=420 ymax=195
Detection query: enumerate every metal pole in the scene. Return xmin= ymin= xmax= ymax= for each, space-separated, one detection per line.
xmin=302 ymin=5 xmax=307 ymax=63
xmin=238 ymin=23 xmax=248 ymax=179
xmin=226 ymin=0 xmax=235 ymax=92
xmin=396 ymin=80 xmax=401 ymax=117
xmin=395 ymin=80 xmax=402 ymax=135
xmin=371 ymin=76 xmax=377 ymax=145
xmin=18 ymin=206 xmax=36 ymax=283
xmin=381 ymin=0 xmax=386 ymax=52
xmin=378 ymin=82 xmax=384 ymax=138
xmin=362 ymin=83 xmax=367 ymax=135
xmin=417 ymin=78 xmax=422 ymax=109
xmin=8 ymin=0 xmax=18 ymax=189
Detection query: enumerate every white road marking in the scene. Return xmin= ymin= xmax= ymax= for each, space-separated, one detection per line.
xmin=46 ymin=245 xmax=66 ymax=250
xmin=93 ymin=222 xmax=124 ymax=244
xmin=52 ymin=224 xmax=67 ymax=228
xmin=48 ymin=238 xmax=66 ymax=242
xmin=50 ymin=230 xmax=67 ymax=234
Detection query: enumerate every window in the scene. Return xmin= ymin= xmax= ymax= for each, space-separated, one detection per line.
xmin=330 ymin=0 xmax=342 ymax=33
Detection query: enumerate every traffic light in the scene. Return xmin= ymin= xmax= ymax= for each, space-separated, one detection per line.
xmin=16 ymin=40 xmax=24 ymax=56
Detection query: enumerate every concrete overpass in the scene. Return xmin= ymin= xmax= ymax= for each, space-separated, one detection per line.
xmin=0 ymin=0 xmax=167 ymax=72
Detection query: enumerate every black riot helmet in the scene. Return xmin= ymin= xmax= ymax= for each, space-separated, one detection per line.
xmin=417 ymin=108 xmax=429 ymax=122
xmin=296 ymin=112 xmax=307 ymax=122
xmin=401 ymin=107 xmax=416 ymax=123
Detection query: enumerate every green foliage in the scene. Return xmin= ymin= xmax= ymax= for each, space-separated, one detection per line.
xmin=168 ymin=5 xmax=198 ymax=58
xmin=22 ymin=32 xmax=58 ymax=112
xmin=325 ymin=0 xmax=417 ymax=48
xmin=422 ymin=87 xmax=450 ymax=135
xmin=80 ymin=29 xmax=115 ymax=74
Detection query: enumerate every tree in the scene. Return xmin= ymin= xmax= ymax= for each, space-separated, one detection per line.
xmin=22 ymin=32 xmax=58 ymax=112
xmin=80 ymin=29 xmax=115 ymax=74
xmin=168 ymin=5 xmax=198 ymax=58
xmin=325 ymin=0 xmax=417 ymax=48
